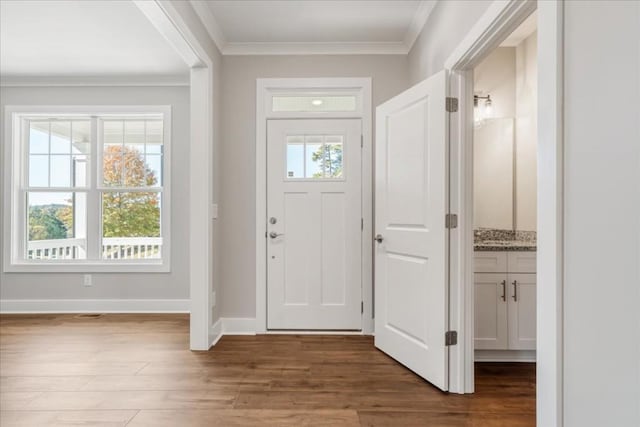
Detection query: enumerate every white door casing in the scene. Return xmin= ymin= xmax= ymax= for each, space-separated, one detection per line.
xmin=267 ymin=119 xmax=362 ymax=330
xmin=374 ymin=70 xmax=449 ymax=391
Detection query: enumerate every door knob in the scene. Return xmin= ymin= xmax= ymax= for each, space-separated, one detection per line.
xmin=269 ymin=231 xmax=284 ymax=239
xmin=374 ymin=234 xmax=384 ymax=243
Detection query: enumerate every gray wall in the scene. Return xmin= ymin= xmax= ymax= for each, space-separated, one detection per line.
xmin=408 ymin=0 xmax=492 ymax=83
xmin=0 ymin=86 xmax=190 ymax=301
xmin=219 ymin=54 xmax=409 ymax=318
xmin=563 ymin=1 xmax=640 ymax=425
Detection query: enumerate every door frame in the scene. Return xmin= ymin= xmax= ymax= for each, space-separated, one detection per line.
xmin=255 ymin=77 xmax=373 ymax=334
xmin=445 ymin=2 xmax=564 ymax=425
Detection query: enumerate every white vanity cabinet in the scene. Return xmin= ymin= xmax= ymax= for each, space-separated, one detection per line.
xmin=474 ymin=252 xmax=536 ymax=353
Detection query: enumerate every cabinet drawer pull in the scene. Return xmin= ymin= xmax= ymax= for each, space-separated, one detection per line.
xmin=512 ymin=280 xmax=518 ymax=302
xmin=501 ymin=280 xmax=506 ymax=301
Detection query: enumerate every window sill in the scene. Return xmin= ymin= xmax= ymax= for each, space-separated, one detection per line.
xmin=3 ymin=261 xmax=170 ymax=274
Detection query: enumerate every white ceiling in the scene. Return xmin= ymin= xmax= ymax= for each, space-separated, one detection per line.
xmin=0 ymin=0 xmax=189 ymax=79
xmin=191 ymin=0 xmax=437 ymax=55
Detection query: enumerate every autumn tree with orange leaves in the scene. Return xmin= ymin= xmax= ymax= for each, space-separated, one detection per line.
xmin=102 ymin=145 xmax=160 ymax=238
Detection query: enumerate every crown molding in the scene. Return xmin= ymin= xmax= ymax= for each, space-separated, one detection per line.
xmin=189 ymin=0 xmax=438 ymax=56
xmin=222 ymin=41 xmax=408 ymax=56
xmin=404 ymin=0 xmax=437 ymax=51
xmin=0 ymin=74 xmax=190 ymax=87
xmin=189 ymin=0 xmax=228 ymax=52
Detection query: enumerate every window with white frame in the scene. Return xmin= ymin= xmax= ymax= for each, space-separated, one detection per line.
xmin=4 ymin=107 xmax=170 ymax=272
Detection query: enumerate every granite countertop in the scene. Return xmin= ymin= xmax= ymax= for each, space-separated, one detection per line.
xmin=474 ymin=228 xmax=537 ymax=252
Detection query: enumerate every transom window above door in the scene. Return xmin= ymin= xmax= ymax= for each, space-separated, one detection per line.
xmin=285 ymin=134 xmax=344 ymax=180
xmin=3 ymin=106 xmax=171 ymax=273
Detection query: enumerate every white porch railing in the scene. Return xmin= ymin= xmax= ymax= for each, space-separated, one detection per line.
xmin=27 ymin=237 xmax=162 ymax=260
xmin=102 ymin=237 xmax=162 ymax=260
xmin=27 ymin=238 xmax=87 ymax=260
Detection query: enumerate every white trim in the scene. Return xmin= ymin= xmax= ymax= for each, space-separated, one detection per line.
xmin=255 ymin=77 xmax=373 ymax=335
xmin=223 ymin=41 xmax=408 ymax=56
xmin=189 ymin=0 xmax=436 ymax=56
xmin=189 ymin=0 xmax=228 ymax=51
xmin=475 ymin=350 xmax=536 ymax=363
xmin=444 ymin=0 xmax=536 ymax=70
xmin=446 ymin=2 xmax=564 ymax=424
xmin=404 ymin=1 xmax=437 ymax=51
xmin=221 ymin=318 xmax=257 ymax=335
xmin=2 ymin=105 xmax=172 ymax=274
xmin=0 ymin=299 xmax=189 ymax=313
xmin=133 ymin=0 xmax=204 ymax=68
xmin=210 ymin=318 xmax=223 ymax=347
xmin=0 ymin=75 xmax=190 ymax=87
xmin=536 ymin=2 xmax=564 ymax=426
xmin=139 ymin=0 xmax=217 ymax=351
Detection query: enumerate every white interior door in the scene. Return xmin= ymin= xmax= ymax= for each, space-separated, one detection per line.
xmin=374 ymin=70 xmax=449 ymax=390
xmin=267 ymin=119 xmax=362 ymax=330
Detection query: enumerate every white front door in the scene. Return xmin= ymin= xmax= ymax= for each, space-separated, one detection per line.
xmin=374 ymin=70 xmax=449 ymax=390
xmin=267 ymin=119 xmax=362 ymax=330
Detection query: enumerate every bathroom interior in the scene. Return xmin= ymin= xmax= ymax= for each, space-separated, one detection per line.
xmin=472 ymin=11 xmax=538 ymax=365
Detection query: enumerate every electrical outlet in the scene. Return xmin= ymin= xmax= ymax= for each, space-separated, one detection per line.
xmin=83 ymin=274 xmax=92 ymax=287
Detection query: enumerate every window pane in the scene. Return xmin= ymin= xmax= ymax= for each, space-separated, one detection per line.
xmin=145 ymin=154 xmax=162 ymax=186
xmin=272 ymin=95 xmax=357 ymax=112
xmin=324 ymin=137 xmax=343 ymax=178
xmin=102 ymin=192 xmax=162 ymax=260
xmin=146 ymin=120 xmax=163 ymax=153
xmin=72 ymin=121 xmax=91 ymax=155
xmin=305 ymin=136 xmax=323 ymax=178
xmin=103 ymin=146 xmax=122 ymax=187
xmin=29 ymin=122 xmax=49 ymax=154
xmin=29 ymin=155 xmax=49 ymax=187
xmin=286 ymin=135 xmax=304 ymax=178
xmin=27 ymin=192 xmax=86 ymax=260
xmin=124 ymin=121 xmax=145 ymax=145
xmin=103 ymin=121 xmax=123 ymax=145
xmin=50 ymin=155 xmax=71 ymax=187
xmin=50 ymin=121 xmax=71 ymax=154
xmin=73 ymin=155 xmax=89 ymax=187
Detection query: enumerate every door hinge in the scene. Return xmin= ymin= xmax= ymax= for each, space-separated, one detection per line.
xmin=361 ymin=301 xmax=364 ymax=314
xmin=445 ymin=330 xmax=458 ymax=346
xmin=361 ymin=218 xmax=364 ymax=230
xmin=361 ymin=134 xmax=364 ymax=148
xmin=445 ymin=213 xmax=458 ymax=229
xmin=446 ymin=97 xmax=459 ymax=113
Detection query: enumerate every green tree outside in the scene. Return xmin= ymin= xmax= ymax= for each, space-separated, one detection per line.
xmin=311 ymin=143 xmax=343 ymax=178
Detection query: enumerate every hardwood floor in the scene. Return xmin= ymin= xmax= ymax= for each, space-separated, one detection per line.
xmin=0 ymin=314 xmax=535 ymax=426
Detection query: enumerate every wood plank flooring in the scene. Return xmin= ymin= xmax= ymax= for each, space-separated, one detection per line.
xmin=0 ymin=314 xmax=535 ymax=426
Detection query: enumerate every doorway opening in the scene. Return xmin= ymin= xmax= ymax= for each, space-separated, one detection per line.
xmin=255 ymin=78 xmax=374 ymax=334
xmin=472 ymin=11 xmax=538 ymax=367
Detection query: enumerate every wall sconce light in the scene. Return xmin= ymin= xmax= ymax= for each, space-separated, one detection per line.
xmin=474 ymin=94 xmax=493 ymax=128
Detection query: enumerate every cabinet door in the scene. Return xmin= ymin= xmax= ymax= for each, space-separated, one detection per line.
xmin=507 ymin=273 xmax=537 ymax=350
xmin=474 ymin=273 xmax=509 ymax=350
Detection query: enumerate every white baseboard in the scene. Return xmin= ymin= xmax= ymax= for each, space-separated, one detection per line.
xmin=209 ymin=318 xmax=223 ymax=347
xmin=475 ymin=349 xmax=536 ymax=362
xmin=0 ymin=299 xmax=190 ymax=313
xmin=221 ymin=317 xmax=256 ymax=335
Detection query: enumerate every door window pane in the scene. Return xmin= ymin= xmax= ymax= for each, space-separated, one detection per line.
xmin=285 ymin=135 xmax=304 ymax=178
xmin=27 ymin=192 xmax=86 ymax=260
xmin=305 ymin=137 xmax=323 ymax=178
xmin=102 ymin=192 xmax=162 ymax=259
xmin=285 ymin=134 xmax=345 ymax=180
